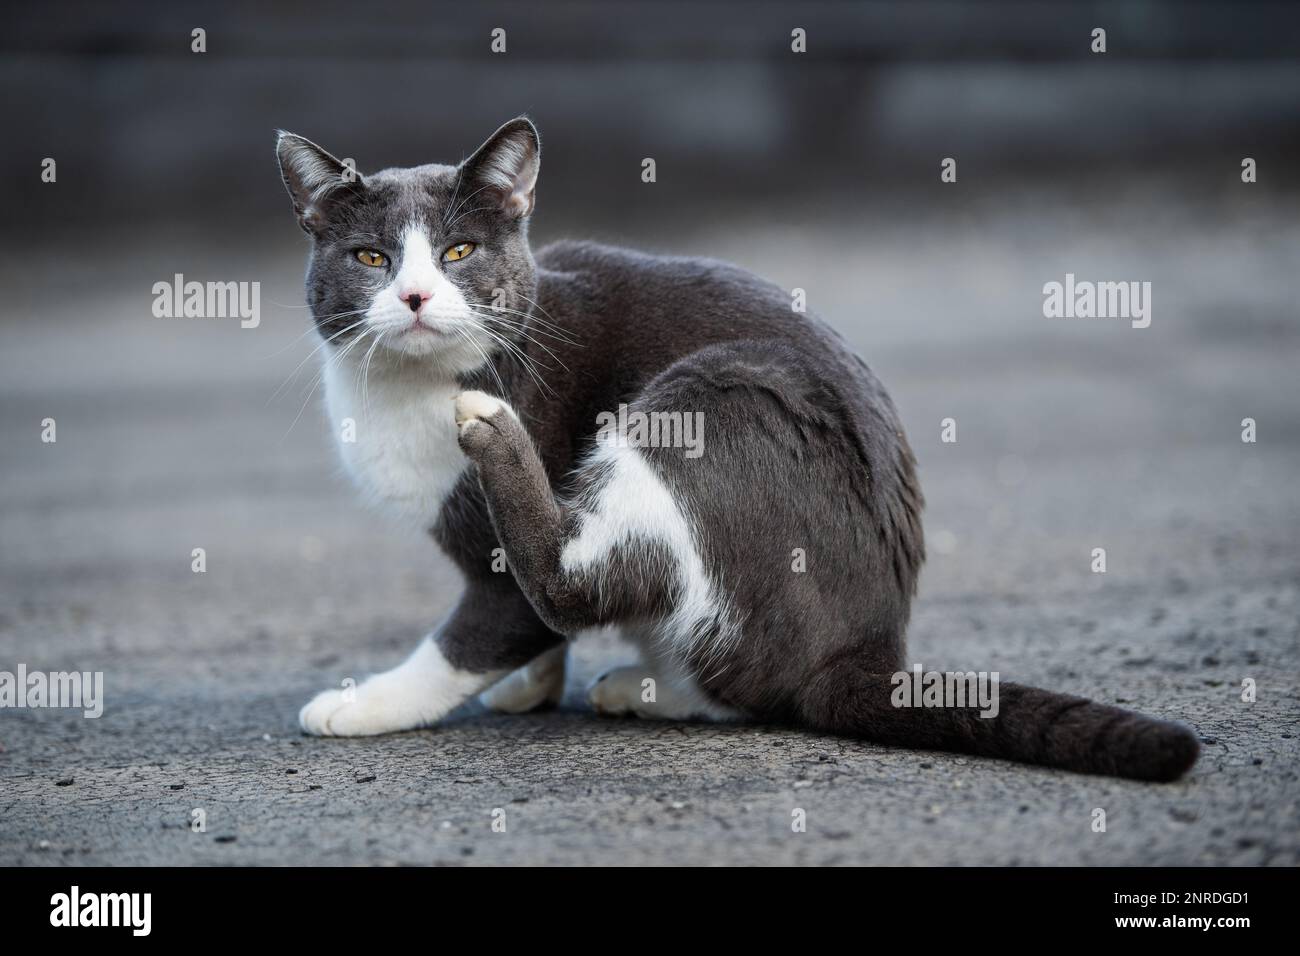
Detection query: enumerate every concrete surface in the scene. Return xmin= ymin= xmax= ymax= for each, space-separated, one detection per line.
xmin=2 ymin=186 xmax=1299 ymax=865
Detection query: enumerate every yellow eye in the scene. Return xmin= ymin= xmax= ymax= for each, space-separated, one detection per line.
xmin=355 ymin=249 xmax=387 ymax=267
xmin=444 ymin=242 xmax=476 ymax=262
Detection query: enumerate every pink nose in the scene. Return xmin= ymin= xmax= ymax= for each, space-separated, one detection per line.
xmin=401 ymin=290 xmax=431 ymax=312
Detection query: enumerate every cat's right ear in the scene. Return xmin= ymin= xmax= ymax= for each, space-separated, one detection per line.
xmin=460 ymin=117 xmax=541 ymax=220
xmin=275 ymin=132 xmax=362 ymax=234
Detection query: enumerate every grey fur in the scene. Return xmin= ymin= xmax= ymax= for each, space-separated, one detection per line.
xmin=277 ymin=118 xmax=1199 ymax=781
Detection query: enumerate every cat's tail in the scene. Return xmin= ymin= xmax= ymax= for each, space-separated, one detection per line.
xmin=802 ymin=670 xmax=1199 ymax=781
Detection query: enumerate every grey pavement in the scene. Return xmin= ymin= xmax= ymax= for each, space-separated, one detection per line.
xmin=2 ymin=186 xmax=1299 ymax=865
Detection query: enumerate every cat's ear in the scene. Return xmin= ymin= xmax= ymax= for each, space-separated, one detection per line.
xmin=275 ymin=131 xmax=362 ymax=234
xmin=460 ymin=117 xmax=540 ymax=220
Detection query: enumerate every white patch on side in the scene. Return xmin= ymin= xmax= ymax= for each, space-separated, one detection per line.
xmin=323 ymin=356 xmax=467 ymax=525
xmin=300 ymin=635 xmax=503 ymax=737
xmin=560 ymin=436 xmax=740 ymax=669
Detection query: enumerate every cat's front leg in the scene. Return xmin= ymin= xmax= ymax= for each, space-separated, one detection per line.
xmin=454 ymin=390 xmax=622 ymax=637
xmin=453 ymin=391 xmax=578 ymax=635
xmin=299 ymin=634 xmax=498 ymax=736
xmin=299 ymin=582 xmax=560 ymax=736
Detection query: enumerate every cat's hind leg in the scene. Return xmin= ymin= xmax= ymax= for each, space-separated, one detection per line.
xmin=588 ymin=660 xmax=735 ymax=721
xmin=479 ymin=644 xmax=567 ymax=713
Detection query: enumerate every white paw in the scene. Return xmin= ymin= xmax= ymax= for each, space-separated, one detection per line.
xmin=298 ymin=683 xmax=410 ymax=737
xmin=481 ymin=647 xmax=566 ymax=713
xmin=299 ymin=685 xmax=360 ymax=737
xmin=587 ymin=666 xmax=652 ymax=718
xmin=299 ymin=639 xmax=500 ymax=737
xmin=454 ymin=390 xmax=508 ymax=433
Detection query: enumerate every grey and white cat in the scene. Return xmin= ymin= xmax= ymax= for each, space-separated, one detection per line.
xmin=276 ymin=117 xmax=1199 ymax=781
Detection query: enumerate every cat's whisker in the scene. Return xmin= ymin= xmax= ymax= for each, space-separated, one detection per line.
xmin=267 ymin=316 xmax=371 ymax=404
xmin=511 ymin=290 xmax=580 ymax=343
xmin=468 ymin=319 xmax=545 ymax=370
xmin=293 ymin=321 xmax=376 ymax=410
xmin=295 ymin=319 xmax=377 ymax=403
xmin=472 ymin=323 xmax=557 ymax=397
xmin=450 ymin=326 xmax=510 ymax=400
xmin=261 ymin=309 xmax=370 ymax=361
xmin=328 ymin=322 xmax=377 ymax=380
xmin=357 ymin=328 xmax=390 ymax=420
xmin=441 ymin=167 xmax=467 ymax=228
xmin=511 ymin=289 xmax=561 ymax=325
xmin=462 ymin=321 xmax=538 ymax=385
xmin=504 ymin=313 xmax=582 ymax=348
xmin=470 ymin=314 xmax=572 ymax=372
xmin=442 ymin=181 xmax=493 ymax=229
xmin=444 ymin=204 xmax=497 ymax=233
xmin=279 ymin=330 xmax=366 ymax=445
xmin=444 ymin=167 xmax=465 ymax=223
xmin=466 ymin=305 xmax=582 ymax=347
xmin=464 ymin=307 xmax=573 ymax=358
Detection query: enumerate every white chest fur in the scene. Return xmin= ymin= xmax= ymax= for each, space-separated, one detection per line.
xmin=322 ymin=356 xmax=469 ymax=526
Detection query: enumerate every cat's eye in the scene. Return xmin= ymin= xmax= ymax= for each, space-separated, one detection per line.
xmin=355 ymin=249 xmax=387 ymax=268
xmin=444 ymin=242 xmax=476 ymax=262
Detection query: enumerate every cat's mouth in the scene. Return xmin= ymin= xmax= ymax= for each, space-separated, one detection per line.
xmin=405 ymin=319 xmax=442 ymax=336
xmin=365 ymin=314 xmax=486 ymax=365
xmin=379 ymin=316 xmax=453 ymax=343
xmin=379 ymin=316 xmax=470 ymax=360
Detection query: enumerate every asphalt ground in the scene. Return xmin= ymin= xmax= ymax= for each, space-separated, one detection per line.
xmin=2 ymin=188 xmax=1298 ymax=864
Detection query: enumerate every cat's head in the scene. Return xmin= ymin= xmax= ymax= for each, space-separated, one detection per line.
xmin=275 ymin=118 xmax=540 ymax=369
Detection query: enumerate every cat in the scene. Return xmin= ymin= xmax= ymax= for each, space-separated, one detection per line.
xmin=275 ymin=117 xmax=1199 ymax=781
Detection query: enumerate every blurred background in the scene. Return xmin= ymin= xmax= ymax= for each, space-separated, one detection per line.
xmin=2 ymin=1 xmax=1298 ymax=865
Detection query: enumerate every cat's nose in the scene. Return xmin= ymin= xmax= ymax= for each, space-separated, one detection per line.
xmin=402 ymin=291 xmax=430 ymax=313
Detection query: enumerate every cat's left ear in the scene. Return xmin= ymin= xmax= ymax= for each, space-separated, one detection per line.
xmin=461 ymin=117 xmax=540 ymax=219
xmin=276 ymin=131 xmax=364 ymax=234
